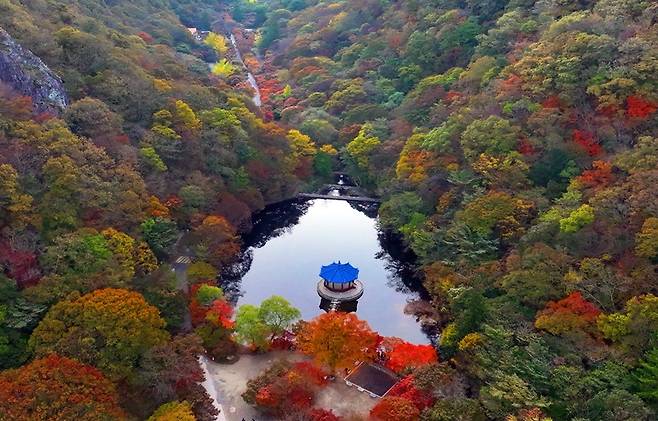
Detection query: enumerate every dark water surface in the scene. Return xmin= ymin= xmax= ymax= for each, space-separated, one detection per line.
xmin=222 ymin=198 xmax=431 ymax=343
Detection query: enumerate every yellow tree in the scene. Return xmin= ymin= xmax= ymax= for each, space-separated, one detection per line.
xmin=148 ymin=401 xmax=196 ymax=421
xmin=346 ymin=123 xmax=380 ymax=170
xmin=29 ymin=288 xmax=169 ymax=380
xmin=101 ymin=227 xmax=136 ymax=277
xmin=636 ymin=217 xmax=658 ymax=259
xmin=286 ymin=129 xmax=317 ymax=173
xmin=204 ymin=32 xmax=228 ymax=55
xmin=0 ymin=164 xmax=35 ymax=230
xmin=212 ymin=59 xmax=236 ymax=79
xmin=174 ymin=100 xmax=201 ymax=133
xmin=396 ymin=133 xmax=434 ymax=184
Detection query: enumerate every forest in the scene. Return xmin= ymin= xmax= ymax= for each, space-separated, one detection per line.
xmin=0 ymin=0 xmax=657 ymax=420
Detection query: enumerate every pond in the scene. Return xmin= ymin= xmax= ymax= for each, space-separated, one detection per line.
xmin=221 ymin=197 xmax=432 ymax=344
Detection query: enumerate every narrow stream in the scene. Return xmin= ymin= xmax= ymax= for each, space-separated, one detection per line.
xmin=228 ymin=33 xmax=262 ymax=107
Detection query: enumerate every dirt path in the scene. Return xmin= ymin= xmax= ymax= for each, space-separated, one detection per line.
xmin=206 ymin=351 xmax=303 ymax=420
xmin=206 ymin=351 xmax=378 ymax=420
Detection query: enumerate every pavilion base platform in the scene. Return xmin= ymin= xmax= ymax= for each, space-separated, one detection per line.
xmin=317 ymin=280 xmax=364 ymax=302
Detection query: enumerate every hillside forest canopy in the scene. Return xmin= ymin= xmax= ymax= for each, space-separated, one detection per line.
xmin=0 ymin=0 xmax=657 ymax=420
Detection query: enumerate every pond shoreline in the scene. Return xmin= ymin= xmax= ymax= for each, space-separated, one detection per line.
xmin=219 ymin=195 xmax=437 ymax=344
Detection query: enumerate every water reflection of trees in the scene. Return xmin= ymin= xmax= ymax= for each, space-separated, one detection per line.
xmin=219 ymin=199 xmax=311 ymax=300
xmin=220 ymin=196 xmax=429 ymax=305
xmin=243 ymin=199 xmax=311 ymax=248
xmin=376 ymin=230 xmax=429 ymax=300
xmin=347 ymin=201 xmax=379 ymax=218
xmin=219 ymin=249 xmax=252 ymax=304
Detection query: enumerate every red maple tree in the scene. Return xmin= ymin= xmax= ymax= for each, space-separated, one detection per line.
xmin=572 ymin=129 xmax=602 ymax=157
xmin=254 ymin=363 xmax=327 ymax=416
xmin=518 ymin=138 xmax=535 ymax=156
xmin=0 ymin=241 xmax=41 ymax=287
xmin=385 ymin=340 xmax=438 ymax=373
xmin=387 ymin=375 xmax=435 ymax=410
xmin=535 ymin=291 xmax=601 ymax=335
xmin=0 ymin=354 xmax=125 ymax=420
xmin=577 ymin=160 xmax=614 ymax=189
xmin=206 ymin=298 xmax=235 ymax=329
xmin=626 ymin=95 xmax=657 ymax=119
xmin=307 ymin=408 xmax=341 ymax=421
xmin=541 ymin=95 xmax=561 ymax=109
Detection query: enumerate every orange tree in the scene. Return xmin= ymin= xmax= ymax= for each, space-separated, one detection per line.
xmin=370 ymin=396 xmax=420 ymax=421
xmin=296 ymin=312 xmax=379 ymax=372
xmin=0 ymin=354 xmax=125 ymax=420
xmin=29 ymin=288 xmax=169 ymax=380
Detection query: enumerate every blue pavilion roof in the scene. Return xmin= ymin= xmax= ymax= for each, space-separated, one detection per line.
xmin=319 ymin=261 xmax=359 ymax=283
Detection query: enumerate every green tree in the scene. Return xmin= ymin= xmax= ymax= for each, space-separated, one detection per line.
xmin=140 ymin=147 xmax=168 ymax=172
xmin=258 ymin=295 xmax=301 ymax=339
xmin=187 ymin=261 xmax=218 ymax=283
xmin=196 ymin=285 xmax=223 ymax=306
xmin=141 ymin=218 xmax=179 ymax=257
xmin=559 ymin=204 xmax=595 ymax=233
xmin=40 ymin=156 xmax=80 ymax=237
xmin=234 ymin=304 xmax=270 ymax=350
xmin=421 ymin=398 xmax=485 ymax=421
xmin=634 ymin=348 xmax=658 ymax=403
xmin=460 ymin=116 xmax=517 ymax=160
xmin=64 ymin=97 xmax=123 ymax=140
xmin=0 ymin=276 xmax=45 ymax=369
xmin=598 ymin=294 xmax=658 ymax=356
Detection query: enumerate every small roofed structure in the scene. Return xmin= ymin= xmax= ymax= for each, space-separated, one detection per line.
xmin=317 ymin=261 xmax=364 ymax=306
xmin=345 ymin=362 xmax=400 ymax=398
xmin=320 ymin=261 xmax=359 ymax=291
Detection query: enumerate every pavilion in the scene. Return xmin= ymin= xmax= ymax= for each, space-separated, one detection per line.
xmin=316 ymin=261 xmax=364 ymax=309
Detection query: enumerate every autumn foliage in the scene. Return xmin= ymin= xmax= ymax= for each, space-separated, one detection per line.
xmin=147 ymin=401 xmax=196 ymax=421
xmin=535 ymin=291 xmax=601 ymax=335
xmin=370 ymin=396 xmax=421 ymax=421
xmin=307 ymin=408 xmax=341 ymax=421
xmin=384 ymin=339 xmax=438 ymax=373
xmin=626 ymin=96 xmax=657 ymax=119
xmin=576 ymin=160 xmax=614 ymax=189
xmin=29 ymin=288 xmax=169 ymax=379
xmin=297 ymin=312 xmax=379 ymax=371
xmin=572 ymin=129 xmax=602 ymax=157
xmin=189 ymin=282 xmax=228 ymax=326
xmin=0 ymin=354 xmax=125 ymax=420
xmin=245 ymin=360 xmax=328 ymax=417
xmin=387 ymin=375 xmax=435 ymax=410
xmin=206 ymin=298 xmax=235 ymax=329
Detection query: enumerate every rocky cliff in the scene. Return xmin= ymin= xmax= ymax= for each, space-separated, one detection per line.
xmin=0 ymin=27 xmax=68 ymax=114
